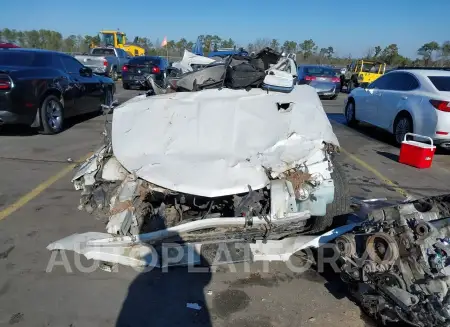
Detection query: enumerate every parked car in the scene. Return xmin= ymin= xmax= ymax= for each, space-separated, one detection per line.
xmin=297 ymin=65 xmax=340 ymax=99
xmin=0 ymin=42 xmax=20 ymax=49
xmin=121 ymin=55 xmax=169 ymax=90
xmin=74 ymin=47 xmax=130 ymax=81
xmin=344 ymin=68 xmax=450 ymax=147
xmin=0 ymin=48 xmax=115 ymax=134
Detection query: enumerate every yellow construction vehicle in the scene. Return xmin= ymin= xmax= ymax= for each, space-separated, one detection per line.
xmin=92 ymin=30 xmax=145 ymax=57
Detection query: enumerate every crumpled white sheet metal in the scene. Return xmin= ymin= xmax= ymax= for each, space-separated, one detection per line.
xmin=171 ymin=49 xmax=216 ymax=73
xmin=112 ymin=85 xmax=339 ymax=197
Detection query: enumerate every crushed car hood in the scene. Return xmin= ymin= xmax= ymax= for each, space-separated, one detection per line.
xmin=112 ymin=85 xmax=339 ymax=197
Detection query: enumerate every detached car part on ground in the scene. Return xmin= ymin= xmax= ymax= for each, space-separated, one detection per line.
xmin=335 ymin=194 xmax=450 ymax=327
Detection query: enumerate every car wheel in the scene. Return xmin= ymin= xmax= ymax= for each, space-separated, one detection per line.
xmin=39 ymin=95 xmax=64 ymax=135
xmin=345 ymin=100 xmax=358 ymax=126
xmin=307 ymin=158 xmax=351 ymax=234
xmin=123 ymin=83 xmax=130 ymax=90
xmin=110 ymin=68 xmax=118 ymax=81
xmin=394 ymin=115 xmax=413 ymax=145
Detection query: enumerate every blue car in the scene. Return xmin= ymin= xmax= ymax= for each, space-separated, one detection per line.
xmin=122 ymin=55 xmax=169 ymax=90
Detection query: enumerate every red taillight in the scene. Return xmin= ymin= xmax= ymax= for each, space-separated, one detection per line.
xmin=0 ymin=78 xmax=11 ymax=90
xmin=152 ymin=66 xmax=160 ymax=74
xmin=304 ymin=76 xmax=316 ymax=81
xmin=122 ymin=65 xmax=129 ymax=72
xmin=430 ymin=100 xmax=450 ymax=112
xmin=331 ymin=77 xmax=340 ymax=83
xmin=103 ymin=60 xmax=108 ymax=67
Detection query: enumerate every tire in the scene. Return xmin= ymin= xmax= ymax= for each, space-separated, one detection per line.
xmin=393 ymin=114 xmax=413 ymax=146
xmin=123 ymin=83 xmax=130 ymax=90
xmin=307 ymin=159 xmax=351 ymax=234
xmin=39 ymin=95 xmax=64 ymax=135
xmin=110 ymin=67 xmax=118 ymax=81
xmin=345 ymin=100 xmax=358 ymax=126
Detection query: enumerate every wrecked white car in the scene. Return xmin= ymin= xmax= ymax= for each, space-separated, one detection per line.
xmin=48 ymin=48 xmax=350 ymax=268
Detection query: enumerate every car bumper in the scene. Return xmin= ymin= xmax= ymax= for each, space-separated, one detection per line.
xmin=317 ymin=87 xmax=339 ymax=97
xmin=0 ymin=110 xmax=34 ymax=125
xmin=86 ymin=66 xmax=108 ymax=75
xmin=123 ymin=74 xmax=163 ymax=87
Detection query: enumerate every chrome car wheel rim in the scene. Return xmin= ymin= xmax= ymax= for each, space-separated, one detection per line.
xmin=395 ymin=118 xmax=410 ymax=144
xmin=346 ymin=103 xmax=354 ymax=123
xmin=46 ymin=100 xmax=62 ymax=130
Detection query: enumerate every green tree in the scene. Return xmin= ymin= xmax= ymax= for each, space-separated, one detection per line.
xmin=63 ymin=35 xmax=77 ymax=53
xmin=24 ymin=30 xmax=41 ymax=48
xmin=221 ymin=38 xmax=235 ymax=48
xmin=166 ymin=40 xmax=176 ymax=52
xmin=326 ymin=46 xmax=334 ymax=59
xmin=441 ymin=41 xmax=450 ymax=64
xmin=374 ymin=46 xmax=382 ymax=58
xmin=270 ymin=39 xmax=280 ymax=51
xmin=299 ymin=39 xmax=317 ymax=59
xmin=379 ymin=44 xmax=399 ymax=65
xmin=175 ymin=38 xmax=188 ymax=52
xmin=418 ymin=41 xmax=440 ymax=66
xmin=283 ymin=40 xmax=297 ymax=53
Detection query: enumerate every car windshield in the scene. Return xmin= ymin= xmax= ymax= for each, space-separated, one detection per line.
xmin=428 ymin=76 xmax=450 ymax=92
xmin=0 ymin=51 xmax=51 ymax=66
xmin=91 ymin=48 xmax=115 ymax=56
xmin=304 ymin=66 xmax=337 ymax=77
xmin=361 ymin=62 xmax=382 ymax=73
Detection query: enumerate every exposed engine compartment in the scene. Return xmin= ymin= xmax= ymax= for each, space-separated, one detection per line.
xmin=336 ymin=195 xmax=450 ymax=326
xmin=74 ymin=141 xmax=339 ymax=239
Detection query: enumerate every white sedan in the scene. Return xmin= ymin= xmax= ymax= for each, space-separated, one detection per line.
xmin=344 ymin=68 xmax=450 ymax=147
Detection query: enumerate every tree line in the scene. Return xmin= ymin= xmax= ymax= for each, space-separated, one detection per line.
xmin=1 ymin=28 xmax=449 ymax=66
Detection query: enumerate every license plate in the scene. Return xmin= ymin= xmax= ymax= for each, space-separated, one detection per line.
xmin=133 ymin=76 xmax=144 ymax=80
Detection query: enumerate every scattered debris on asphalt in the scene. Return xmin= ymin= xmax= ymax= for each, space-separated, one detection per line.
xmin=336 ymin=194 xmax=450 ymax=327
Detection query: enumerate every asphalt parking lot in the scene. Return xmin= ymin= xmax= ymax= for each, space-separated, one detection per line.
xmin=1 ymin=85 xmax=450 ymax=327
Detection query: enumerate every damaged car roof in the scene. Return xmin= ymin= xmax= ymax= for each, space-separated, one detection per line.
xmin=112 ymin=85 xmax=339 ymax=197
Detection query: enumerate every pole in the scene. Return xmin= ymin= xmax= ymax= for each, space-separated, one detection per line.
xmin=166 ymin=44 xmax=169 ymax=61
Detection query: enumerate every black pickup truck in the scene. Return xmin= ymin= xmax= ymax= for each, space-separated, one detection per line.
xmin=0 ymin=48 xmax=115 ymax=134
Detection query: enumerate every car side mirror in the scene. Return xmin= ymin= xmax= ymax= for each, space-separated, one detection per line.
xmin=79 ymin=66 xmax=92 ymax=77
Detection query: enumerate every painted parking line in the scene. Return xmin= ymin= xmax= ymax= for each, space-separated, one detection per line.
xmin=340 ymin=147 xmax=409 ymax=198
xmin=0 ymin=152 xmax=92 ymax=221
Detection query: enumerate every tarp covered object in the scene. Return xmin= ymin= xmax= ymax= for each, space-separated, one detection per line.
xmin=111 ymin=85 xmax=339 ymax=197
